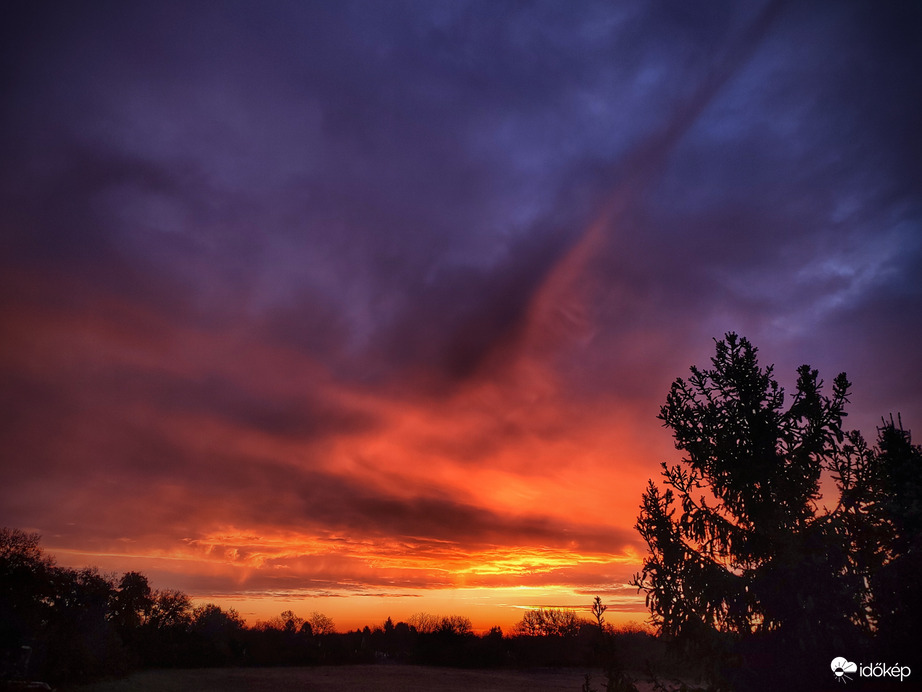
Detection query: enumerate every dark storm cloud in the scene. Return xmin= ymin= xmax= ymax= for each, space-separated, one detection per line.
xmin=7 ymin=424 xmax=637 ymax=561
xmin=535 ymin=1 xmax=922 ymax=417
xmin=3 ymin=0 xmax=809 ymax=383
xmin=193 ymin=457 xmax=639 ymax=555
xmin=113 ymin=369 xmax=376 ymax=441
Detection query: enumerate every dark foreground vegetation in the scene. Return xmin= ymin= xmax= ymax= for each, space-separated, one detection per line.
xmin=63 ymin=665 xmax=638 ymax=692
xmin=632 ymin=334 xmax=922 ymax=691
xmin=4 ymin=334 xmax=920 ymax=691
xmin=2 ymin=528 xmax=673 ymax=689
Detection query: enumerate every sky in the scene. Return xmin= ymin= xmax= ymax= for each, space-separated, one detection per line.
xmin=1 ymin=0 xmax=920 ymax=632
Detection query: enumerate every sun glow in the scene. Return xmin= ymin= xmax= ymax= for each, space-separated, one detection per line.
xmin=46 ymin=523 xmax=648 ymax=633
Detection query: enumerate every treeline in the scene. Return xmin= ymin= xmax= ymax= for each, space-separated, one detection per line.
xmin=0 ymin=528 xmax=237 ymax=682
xmin=1 ymin=529 xmax=659 ymax=686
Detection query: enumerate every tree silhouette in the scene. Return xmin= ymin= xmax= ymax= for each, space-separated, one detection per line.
xmin=44 ymin=566 xmax=123 ymax=681
xmin=1 ymin=528 xmax=55 ymax=673
xmin=514 ymin=608 xmax=584 ymax=637
xmin=591 ymin=596 xmax=607 ymax=633
xmin=278 ymin=610 xmax=304 ymax=635
xmin=866 ymin=416 xmax=922 ymax=662
xmin=306 ymin=611 xmax=336 ymax=635
xmin=111 ymin=571 xmax=153 ymax=644
xmin=408 ymin=612 xmax=440 ymax=634
xmin=631 ymin=334 xmax=874 ymax=663
xmin=147 ymin=589 xmax=192 ymax=630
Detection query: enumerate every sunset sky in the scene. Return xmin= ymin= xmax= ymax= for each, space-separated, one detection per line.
xmin=2 ymin=1 xmax=920 ymax=632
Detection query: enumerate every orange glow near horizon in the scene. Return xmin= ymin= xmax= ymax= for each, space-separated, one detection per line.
xmin=189 ymin=585 xmax=650 ymax=635
xmin=46 ymin=527 xmax=650 ymax=632
xmin=48 ymin=540 xmax=650 ymax=634
xmin=2 ymin=246 xmax=670 ymax=640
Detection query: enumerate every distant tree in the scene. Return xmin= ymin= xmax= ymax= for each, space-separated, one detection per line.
xmin=365 ymin=618 xmax=415 ymax=662
xmin=307 ymin=611 xmax=335 ymax=635
xmin=1 ymin=530 xmax=128 ymax=681
xmin=146 ymin=589 xmax=192 ymax=630
xmin=44 ymin=567 xmax=123 ymax=681
xmin=278 ymin=609 xmax=304 ymax=635
xmin=408 ymin=612 xmax=440 ymax=634
xmin=111 ymin=571 xmax=153 ymax=639
xmin=436 ymin=614 xmax=473 ymax=636
xmin=591 ymin=596 xmax=607 ymax=633
xmin=514 ymin=608 xmax=584 ymax=637
xmin=191 ymin=603 xmax=245 ymax=634
xmin=134 ymin=588 xmax=193 ymax=667
xmin=631 ymin=334 xmax=874 ymax=660
xmin=0 ymin=528 xmax=55 ymax=667
xmin=189 ymin=603 xmax=245 ymax=666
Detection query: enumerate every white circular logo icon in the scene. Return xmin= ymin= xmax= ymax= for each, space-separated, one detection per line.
xmin=831 ymin=657 xmax=857 ymax=683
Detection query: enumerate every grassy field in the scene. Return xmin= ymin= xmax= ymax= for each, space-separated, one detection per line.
xmin=61 ymin=665 xmax=659 ymax=691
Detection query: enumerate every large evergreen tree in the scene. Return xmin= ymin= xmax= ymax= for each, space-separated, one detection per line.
xmin=631 ymin=334 xmax=874 ymax=656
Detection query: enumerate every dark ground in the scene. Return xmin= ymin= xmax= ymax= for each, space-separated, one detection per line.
xmin=61 ymin=665 xmax=660 ymax=692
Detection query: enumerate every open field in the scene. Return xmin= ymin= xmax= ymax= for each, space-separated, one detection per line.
xmin=62 ymin=665 xmax=659 ymax=692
